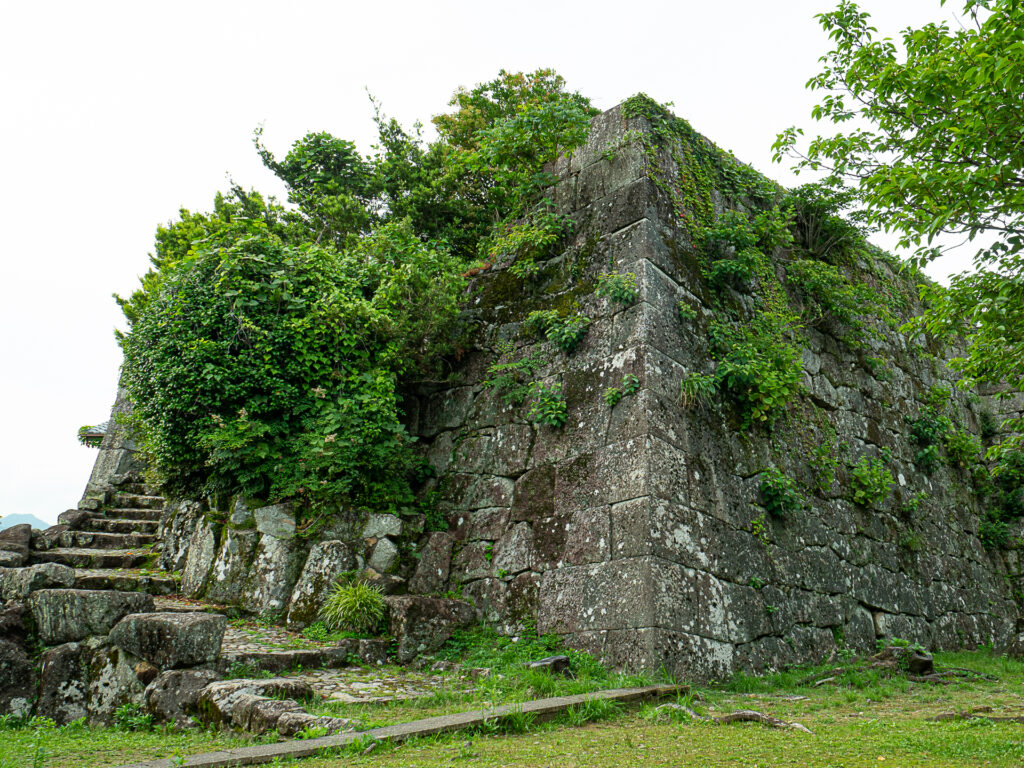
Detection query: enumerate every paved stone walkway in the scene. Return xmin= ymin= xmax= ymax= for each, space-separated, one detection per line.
xmin=278 ymin=667 xmax=474 ymax=704
xmin=116 ymin=684 xmax=683 ymax=768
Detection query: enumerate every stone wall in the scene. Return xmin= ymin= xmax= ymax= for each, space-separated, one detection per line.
xmin=399 ymin=104 xmax=1023 ymax=680
xmin=78 ymin=386 xmax=146 ymax=509
xmin=147 ymin=104 xmax=1024 ymax=680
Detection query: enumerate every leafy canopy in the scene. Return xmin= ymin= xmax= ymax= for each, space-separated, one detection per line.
xmin=117 ymin=70 xmax=595 ymax=513
xmin=774 ymin=0 xmax=1024 ymax=437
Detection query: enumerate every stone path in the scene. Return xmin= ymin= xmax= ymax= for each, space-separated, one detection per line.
xmin=115 ymin=684 xmax=684 ymax=768
xmin=278 ymin=666 xmax=473 ymax=704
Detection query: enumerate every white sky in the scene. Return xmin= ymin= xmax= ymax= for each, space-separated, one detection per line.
xmin=0 ymin=0 xmax=974 ymax=524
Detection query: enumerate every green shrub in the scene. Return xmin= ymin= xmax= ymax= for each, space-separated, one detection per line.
xmin=320 ymin=581 xmax=386 ymax=634
xmin=759 ymin=468 xmax=803 ymax=518
xmin=527 ymin=383 xmax=567 ymax=428
xmin=679 ymin=373 xmax=717 ymax=408
xmin=979 ymin=409 xmax=998 ymax=440
xmin=808 ymin=443 xmax=838 ymax=493
xmin=945 ymin=429 xmax=981 ymax=468
xmin=979 ymin=514 xmax=1010 ymax=550
xmin=678 ymin=301 xmax=698 ymax=321
xmin=596 ymin=272 xmax=638 ymax=305
xmin=603 ymin=387 xmax=623 ymax=407
xmin=113 ymin=702 xmax=153 ymax=732
xmin=524 ymin=311 xmax=590 ymax=353
xmin=484 ymin=351 xmax=545 ymax=406
xmin=849 ymin=456 xmax=893 ymax=508
xmin=604 ymin=373 xmax=640 ymax=408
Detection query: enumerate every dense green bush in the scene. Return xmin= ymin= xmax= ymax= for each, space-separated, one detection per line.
xmin=759 ymin=468 xmax=803 ymax=518
xmin=849 ymin=455 xmax=894 ymax=508
xmin=120 ymin=221 xmax=463 ymax=510
xmin=118 ymin=69 xmax=596 ymax=514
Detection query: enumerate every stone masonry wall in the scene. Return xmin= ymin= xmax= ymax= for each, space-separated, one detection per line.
xmin=401 ymin=104 xmax=1023 ymax=680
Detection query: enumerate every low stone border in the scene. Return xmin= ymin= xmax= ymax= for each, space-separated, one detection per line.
xmin=116 ymin=684 xmax=683 ymax=768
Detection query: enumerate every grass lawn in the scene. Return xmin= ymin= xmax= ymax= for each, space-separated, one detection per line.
xmin=3 ymin=648 xmax=1021 ymax=768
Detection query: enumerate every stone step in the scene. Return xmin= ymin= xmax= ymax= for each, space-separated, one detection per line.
xmin=103 ymin=507 xmax=164 ymax=522
xmin=82 ymin=516 xmax=159 ymax=534
xmin=114 ymin=482 xmax=149 ymax=495
xmin=33 ymin=547 xmax=154 ymax=569
xmin=112 ymin=494 xmax=165 ymax=510
xmin=65 ymin=530 xmax=158 ymax=550
xmin=74 ymin=568 xmax=178 ymax=596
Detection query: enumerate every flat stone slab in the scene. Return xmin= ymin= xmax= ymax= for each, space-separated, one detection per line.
xmin=111 ymin=612 xmax=226 ymax=668
xmin=115 ymin=684 xmax=682 ymax=767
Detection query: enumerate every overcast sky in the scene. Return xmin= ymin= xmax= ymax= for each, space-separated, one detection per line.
xmin=1 ymin=0 xmax=973 ymax=525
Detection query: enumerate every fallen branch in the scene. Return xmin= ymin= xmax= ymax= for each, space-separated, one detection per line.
xmin=666 ymin=704 xmax=814 ymax=734
xmin=929 ymin=709 xmax=1024 ymax=724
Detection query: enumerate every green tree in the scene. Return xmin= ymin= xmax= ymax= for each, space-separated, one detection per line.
xmin=774 ymin=0 xmax=1024 ymax=418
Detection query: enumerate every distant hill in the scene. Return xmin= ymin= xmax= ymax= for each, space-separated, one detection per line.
xmin=0 ymin=513 xmax=52 ymax=531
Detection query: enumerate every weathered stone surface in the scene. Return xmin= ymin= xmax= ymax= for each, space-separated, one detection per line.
xmin=205 ymin=527 xmax=260 ymax=605
xmin=242 ymin=535 xmax=306 ymax=615
xmin=30 ymin=589 xmax=154 ymax=645
xmin=254 ymin=503 xmax=296 ymax=540
xmin=180 ymin=517 xmax=220 ymax=597
xmin=362 ymin=568 xmax=406 ymax=595
xmin=0 ymin=524 xmax=30 ymax=565
xmin=362 ymin=513 xmax=402 ymax=540
xmin=0 ymin=562 xmax=75 ymax=599
xmin=57 ymin=509 xmax=91 ymax=529
xmin=197 ymin=678 xmax=314 ymax=726
xmin=37 ymin=637 xmax=144 ymax=724
xmin=232 ymin=694 xmax=306 ymax=734
xmin=384 ymin=596 xmax=475 ymax=663
xmin=134 ymin=661 xmax=160 ymax=685
xmin=368 ymin=537 xmax=399 ymax=574
xmin=159 ymin=500 xmax=204 ymax=573
xmin=110 ymin=612 xmax=226 ymax=668
xmin=32 ymin=524 xmax=70 ymax=551
xmin=276 ymin=711 xmax=355 ymax=737
xmin=144 ymin=668 xmax=220 ymax=727
xmin=286 ymin=540 xmax=355 ymax=630
xmin=409 ymin=532 xmax=454 ymax=594
xmin=0 ymin=603 xmax=34 ymax=717
xmin=0 ymin=551 xmax=22 ymax=568
xmin=525 ymin=655 xmax=571 ymax=675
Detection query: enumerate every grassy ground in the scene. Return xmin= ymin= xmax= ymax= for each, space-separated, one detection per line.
xmin=3 ymin=646 xmax=1021 ymax=768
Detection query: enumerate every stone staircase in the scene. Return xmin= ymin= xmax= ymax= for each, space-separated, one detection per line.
xmin=31 ymin=484 xmax=177 ymax=595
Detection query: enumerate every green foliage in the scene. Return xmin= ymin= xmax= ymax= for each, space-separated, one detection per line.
xmin=77 ymin=425 xmax=102 ymax=449
xmin=777 ymin=1 xmax=1024 ymax=467
xmin=120 ymin=220 xmax=462 ymax=511
xmin=320 ymin=581 xmax=386 ymax=634
xmin=945 ymin=429 xmax=981 ymax=469
xmin=979 ymin=409 xmax=999 ymax=440
xmin=849 ymin=455 xmax=893 ymax=508
xmin=710 ymin=315 xmax=803 ymax=426
xmin=484 ymin=351 xmax=545 ymax=406
xmin=979 ymin=513 xmax=1010 ymax=551
xmin=604 ymin=373 xmax=640 ymax=408
xmin=677 ymin=301 xmax=698 ymax=321
xmin=908 ymin=391 xmax=954 ymax=474
xmin=527 ymin=383 xmax=567 ymax=428
xmin=596 ymin=271 xmax=638 ymax=305
xmin=678 ymin=372 xmax=717 ymax=409
xmin=785 ymin=258 xmax=890 ymax=346
xmin=113 ymin=703 xmax=153 ymax=732
xmin=118 ymin=69 xmax=596 ymax=515
xmin=759 ymin=467 xmax=804 ymax=518
xmin=808 ymin=443 xmax=839 ymax=494
xmin=523 ymin=310 xmax=590 ymax=353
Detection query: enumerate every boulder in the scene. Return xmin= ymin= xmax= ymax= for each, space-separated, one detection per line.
xmin=134 ymin=661 xmax=160 ymax=685
xmin=0 ymin=524 xmax=31 ymax=566
xmin=196 ymin=678 xmax=314 ymax=726
xmin=110 ymin=612 xmax=226 ymax=669
xmin=30 ymin=589 xmax=153 ymax=645
xmin=0 ymin=603 xmax=34 ymax=718
xmin=180 ymin=518 xmax=220 ymax=597
xmin=144 ymin=668 xmax=221 ymax=727
xmin=285 ymin=540 xmax=355 ymax=630
xmin=0 ymin=551 xmax=22 ymax=568
xmin=37 ymin=637 xmax=144 ymax=725
xmin=362 ymin=568 xmax=406 ymax=595
xmin=276 ymin=711 xmax=356 ymax=737
xmin=158 ymin=500 xmax=204 ymax=573
xmin=384 ymin=596 xmax=476 ymax=663
xmin=0 ymin=562 xmax=75 ymax=600
xmin=253 ymin=503 xmax=296 ymax=539
xmin=362 ymin=513 xmax=402 ymax=540
xmin=409 ymin=532 xmax=454 ymax=594
xmin=368 ymin=537 xmax=399 ymax=573
xmin=32 ymin=524 xmax=70 ymax=551
xmin=204 ymin=528 xmax=260 ymax=605
xmin=231 ymin=694 xmax=306 ymax=734
xmin=57 ymin=509 xmax=91 ymax=529
xmin=242 ymin=534 xmax=306 ymax=615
